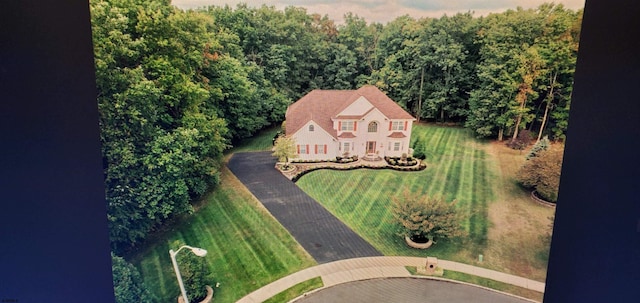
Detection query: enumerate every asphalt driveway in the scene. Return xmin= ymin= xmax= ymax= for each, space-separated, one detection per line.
xmin=227 ymin=151 xmax=382 ymax=263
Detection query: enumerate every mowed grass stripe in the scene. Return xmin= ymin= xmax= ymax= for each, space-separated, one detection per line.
xmin=200 ymin=200 xmax=259 ymax=297
xmin=429 ymin=128 xmax=458 ymax=196
xmin=455 ymin=143 xmax=477 ymax=233
xmin=138 ymin=250 xmax=171 ymax=302
xmin=349 ymin=171 xmax=388 ymax=224
xmin=215 ymin=193 xmax=273 ymax=276
xmin=215 ymin=184 xmax=312 ymax=277
xmin=343 ymin=173 xmax=369 ymax=222
xmin=423 ymin=126 xmax=446 ymax=162
xmin=468 ymin=149 xmax=488 ymax=244
xmin=424 ymin=130 xmax=449 ymax=194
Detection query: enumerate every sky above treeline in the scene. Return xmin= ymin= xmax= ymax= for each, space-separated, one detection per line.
xmin=171 ymin=0 xmax=585 ymax=24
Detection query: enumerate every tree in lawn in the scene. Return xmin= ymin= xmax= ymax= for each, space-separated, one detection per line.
xmin=392 ymin=191 xmax=465 ymax=244
xmin=273 ymin=135 xmax=297 ymax=169
xmin=111 ymin=253 xmax=152 ymax=303
xmin=516 ymin=147 xmax=564 ymax=202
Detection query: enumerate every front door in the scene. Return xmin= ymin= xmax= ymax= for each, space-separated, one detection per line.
xmin=366 ymin=141 xmax=376 ymax=154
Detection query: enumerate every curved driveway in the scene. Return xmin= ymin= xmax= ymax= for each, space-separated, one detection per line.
xmin=227 ymin=151 xmax=381 ymax=263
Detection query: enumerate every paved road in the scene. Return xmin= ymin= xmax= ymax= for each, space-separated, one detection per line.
xmin=294 ymin=278 xmax=534 ymax=303
xmin=227 ymin=151 xmax=382 ymax=263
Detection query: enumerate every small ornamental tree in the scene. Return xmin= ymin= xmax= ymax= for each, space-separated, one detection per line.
xmin=526 ymin=136 xmax=550 ymax=160
xmin=392 ymin=191 xmax=466 ymax=243
xmin=412 ymin=138 xmax=426 ymax=160
xmin=272 ymin=135 xmax=297 ymax=169
xmin=516 ymin=147 xmax=564 ymax=202
xmin=111 ymin=253 xmax=152 ymax=303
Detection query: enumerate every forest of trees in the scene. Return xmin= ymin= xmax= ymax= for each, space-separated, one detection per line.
xmin=91 ymin=0 xmax=581 ymax=252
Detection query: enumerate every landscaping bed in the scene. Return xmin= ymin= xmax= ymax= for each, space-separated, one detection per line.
xmin=278 ymin=158 xmax=427 ymax=182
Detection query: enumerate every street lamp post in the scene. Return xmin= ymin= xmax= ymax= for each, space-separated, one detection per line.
xmin=169 ymin=245 xmax=208 ymax=303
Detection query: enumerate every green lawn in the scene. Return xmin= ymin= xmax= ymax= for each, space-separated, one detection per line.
xmin=296 ymin=125 xmax=494 ymax=263
xmin=131 ymin=128 xmax=315 ymax=303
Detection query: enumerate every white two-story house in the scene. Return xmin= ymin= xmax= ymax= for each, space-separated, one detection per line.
xmin=285 ymin=85 xmax=415 ymax=161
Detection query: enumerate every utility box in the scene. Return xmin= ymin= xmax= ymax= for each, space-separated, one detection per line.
xmin=417 ymin=257 xmax=441 ymax=276
xmin=425 ymin=257 xmax=438 ymax=274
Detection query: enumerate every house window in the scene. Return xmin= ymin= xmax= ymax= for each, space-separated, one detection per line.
xmin=341 ymin=121 xmax=355 ymax=131
xmin=368 ymin=121 xmax=378 ymax=133
xmin=315 ymin=144 xmax=327 ymax=154
xmin=299 ymin=145 xmax=307 ymax=154
xmin=391 ymin=121 xmax=404 ymax=131
xmin=309 ymin=125 xmax=314 ymax=131
xmin=394 ymin=142 xmax=401 ymax=151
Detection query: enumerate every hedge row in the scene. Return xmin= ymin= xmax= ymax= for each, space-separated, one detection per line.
xmin=291 ymin=155 xmax=359 ymax=164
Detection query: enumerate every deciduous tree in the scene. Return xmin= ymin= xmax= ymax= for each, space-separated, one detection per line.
xmin=272 ymin=136 xmax=297 ymax=168
xmin=392 ymin=191 xmax=465 ymax=243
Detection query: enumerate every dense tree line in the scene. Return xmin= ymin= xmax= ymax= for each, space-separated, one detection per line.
xmin=92 ymin=0 xmax=581 ymax=253
xmin=91 ymin=0 xmax=289 ymax=252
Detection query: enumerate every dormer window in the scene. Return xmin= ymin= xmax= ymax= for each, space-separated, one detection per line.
xmin=309 ymin=125 xmax=314 ymax=131
xmin=368 ymin=121 xmax=378 ymax=133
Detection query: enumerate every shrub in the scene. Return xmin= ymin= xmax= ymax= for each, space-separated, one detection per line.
xmin=412 ymin=139 xmax=427 ymax=160
xmin=507 ymin=129 xmax=533 ymax=150
xmin=516 ymin=147 xmax=564 ymax=202
xmin=392 ymin=191 xmax=466 ymax=243
xmin=112 ymin=253 xmax=152 ymax=303
xmin=172 ymin=241 xmax=212 ymax=301
xmin=526 ymin=136 xmax=550 ymax=160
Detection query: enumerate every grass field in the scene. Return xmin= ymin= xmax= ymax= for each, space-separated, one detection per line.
xmin=131 ymin=129 xmax=315 ymax=303
xmin=297 ymin=124 xmax=554 ymax=281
